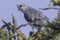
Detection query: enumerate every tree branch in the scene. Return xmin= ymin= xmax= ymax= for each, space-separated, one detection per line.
xmin=39 ymin=7 xmax=60 ymax=10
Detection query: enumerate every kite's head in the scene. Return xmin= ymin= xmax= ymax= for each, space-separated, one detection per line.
xmin=17 ymin=4 xmax=29 ymax=12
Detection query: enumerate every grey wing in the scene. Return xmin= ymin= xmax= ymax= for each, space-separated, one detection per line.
xmin=30 ymin=8 xmax=44 ymax=26
xmin=37 ymin=10 xmax=49 ymax=22
xmin=30 ymin=8 xmax=49 ymax=25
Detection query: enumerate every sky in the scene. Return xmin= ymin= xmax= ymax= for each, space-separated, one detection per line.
xmin=0 ymin=0 xmax=58 ymax=37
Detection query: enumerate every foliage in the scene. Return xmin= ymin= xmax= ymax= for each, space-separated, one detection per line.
xmin=51 ymin=0 xmax=60 ymax=6
xmin=0 ymin=28 xmax=9 ymax=40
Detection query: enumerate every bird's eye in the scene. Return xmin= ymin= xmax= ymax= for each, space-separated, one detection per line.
xmin=20 ymin=5 xmax=22 ymax=7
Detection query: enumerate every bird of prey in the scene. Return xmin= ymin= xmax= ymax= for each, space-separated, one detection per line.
xmin=17 ymin=4 xmax=49 ymax=33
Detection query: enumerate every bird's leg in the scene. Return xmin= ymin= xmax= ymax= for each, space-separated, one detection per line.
xmin=37 ymin=27 xmax=41 ymax=33
xmin=32 ymin=27 xmax=35 ymax=34
xmin=31 ymin=26 xmax=37 ymax=34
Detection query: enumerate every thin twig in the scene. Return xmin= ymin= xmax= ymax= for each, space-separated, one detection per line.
xmin=17 ymin=22 xmax=42 ymax=29
xmin=16 ymin=23 xmax=29 ymax=29
xmin=39 ymin=7 xmax=60 ymax=10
